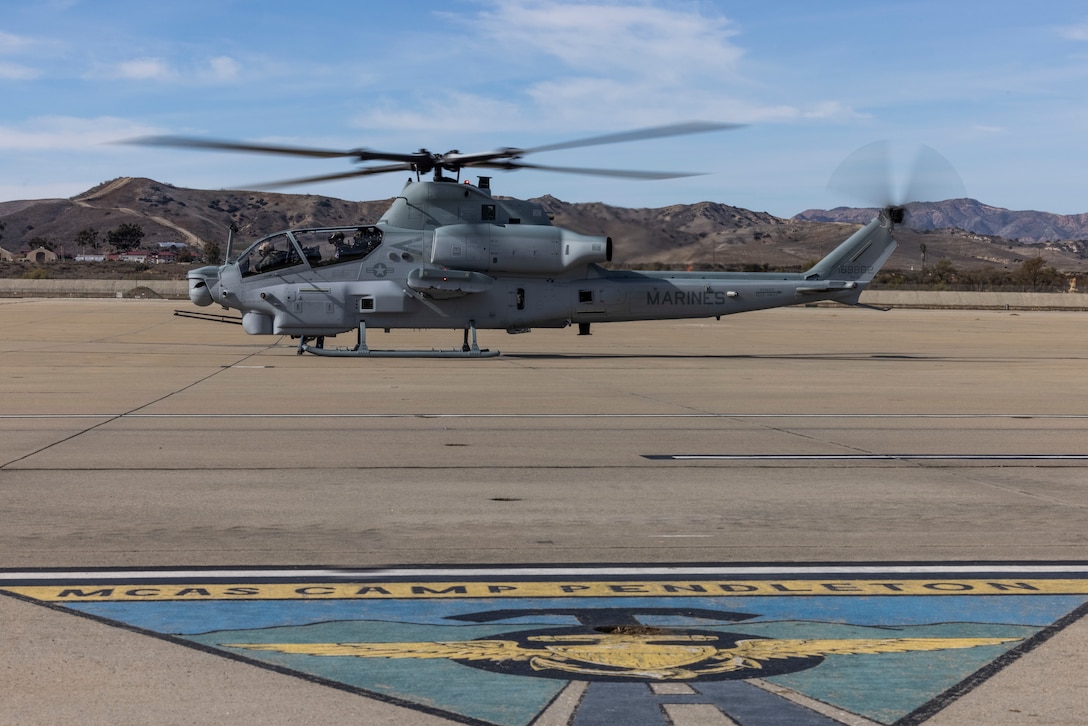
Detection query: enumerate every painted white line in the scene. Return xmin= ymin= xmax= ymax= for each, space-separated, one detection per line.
xmin=748 ymin=679 xmax=880 ymax=726
xmin=533 ymin=681 xmax=587 ymax=726
xmin=653 ymin=454 xmax=1088 ymax=461
xmin=656 ymin=534 xmax=715 ymax=538
xmin=3 ymin=564 xmax=1088 ymax=582
xmin=662 ymin=704 xmax=738 ymax=726
xmin=1 ymin=413 xmax=1087 ymax=420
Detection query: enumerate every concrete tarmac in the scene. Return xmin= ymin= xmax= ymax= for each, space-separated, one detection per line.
xmin=1 ymin=298 xmax=1086 ymax=724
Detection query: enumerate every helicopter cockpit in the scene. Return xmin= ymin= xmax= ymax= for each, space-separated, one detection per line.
xmin=238 ymin=226 xmax=384 ymax=277
xmin=239 ymin=232 xmax=301 ymax=277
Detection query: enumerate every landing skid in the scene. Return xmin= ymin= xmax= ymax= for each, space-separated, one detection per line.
xmin=297 ymin=321 xmax=500 ymax=358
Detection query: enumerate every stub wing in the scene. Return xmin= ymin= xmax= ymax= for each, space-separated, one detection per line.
xmin=406 ymin=267 xmax=495 ymax=299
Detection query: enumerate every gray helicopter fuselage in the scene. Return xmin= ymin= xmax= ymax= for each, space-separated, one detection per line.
xmin=187 ymin=177 xmax=896 ymax=341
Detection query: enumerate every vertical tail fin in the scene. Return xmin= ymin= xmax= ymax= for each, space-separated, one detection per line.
xmin=803 ymin=209 xmax=897 ymax=285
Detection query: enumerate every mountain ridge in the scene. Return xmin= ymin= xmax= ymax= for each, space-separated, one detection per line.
xmin=795 ymin=198 xmax=1088 ymax=244
xmin=2 ymin=179 xmax=1086 ymax=272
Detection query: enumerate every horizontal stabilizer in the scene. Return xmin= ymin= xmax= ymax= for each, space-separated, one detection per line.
xmin=796 ymin=282 xmax=858 ymax=294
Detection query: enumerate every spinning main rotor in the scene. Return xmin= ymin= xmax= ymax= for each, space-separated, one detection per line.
xmin=128 ymin=121 xmax=743 ymax=189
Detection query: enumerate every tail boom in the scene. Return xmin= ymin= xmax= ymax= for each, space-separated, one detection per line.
xmin=572 ymin=212 xmax=896 ymax=324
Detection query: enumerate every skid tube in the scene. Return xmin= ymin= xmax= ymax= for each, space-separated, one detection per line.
xmin=297 ymin=320 xmax=500 ymax=358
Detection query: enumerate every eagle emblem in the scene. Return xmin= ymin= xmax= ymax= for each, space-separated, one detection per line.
xmin=225 ymin=630 xmax=1019 ymax=682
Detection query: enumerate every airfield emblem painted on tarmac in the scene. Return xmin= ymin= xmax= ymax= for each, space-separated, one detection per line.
xmin=4 ymin=564 xmax=1088 ymax=726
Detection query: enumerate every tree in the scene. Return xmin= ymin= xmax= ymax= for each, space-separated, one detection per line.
xmin=0 ymin=219 xmax=5 ymax=245
xmin=203 ymin=241 xmax=221 ymax=264
xmin=106 ymin=223 xmax=145 ymax=252
xmin=76 ymin=227 xmax=99 ymax=251
xmin=1014 ymin=257 xmax=1064 ymax=292
xmin=923 ymin=259 xmax=957 ymax=288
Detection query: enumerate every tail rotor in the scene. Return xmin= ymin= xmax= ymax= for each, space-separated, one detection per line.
xmin=828 ymin=140 xmax=966 ymax=227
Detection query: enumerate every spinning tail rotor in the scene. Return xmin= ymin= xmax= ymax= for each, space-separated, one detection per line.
xmin=828 ymin=140 xmax=966 ymax=226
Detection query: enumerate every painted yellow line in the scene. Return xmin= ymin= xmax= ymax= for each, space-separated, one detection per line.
xmin=7 ymin=578 xmax=1088 ymax=602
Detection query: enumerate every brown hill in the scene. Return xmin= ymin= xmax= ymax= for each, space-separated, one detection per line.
xmin=2 ymin=179 xmax=1086 ymax=273
xmin=0 ymin=177 xmax=391 ymax=257
xmin=546 ymin=198 xmax=1088 ymax=272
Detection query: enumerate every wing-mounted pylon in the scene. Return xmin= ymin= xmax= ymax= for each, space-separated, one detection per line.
xmin=406 ymin=267 xmax=495 ymax=299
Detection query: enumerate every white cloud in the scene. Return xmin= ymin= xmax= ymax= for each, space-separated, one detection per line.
xmin=799 ymin=101 xmax=870 ymax=121
xmin=466 ymin=1 xmax=753 ymax=124
xmin=206 ymin=56 xmax=240 ymax=82
xmin=93 ymin=55 xmax=243 ymax=84
xmin=1057 ymin=23 xmax=1088 ymax=41
xmin=350 ymin=2 xmax=868 ymax=137
xmin=0 ymin=116 xmax=160 ymax=150
xmin=473 ymin=0 xmax=743 ymax=81
xmin=115 ymin=57 xmax=174 ymax=80
xmin=0 ymin=61 xmax=41 ymax=80
xmin=354 ymin=93 xmax=526 ymax=134
xmin=0 ymin=30 xmax=37 ymax=54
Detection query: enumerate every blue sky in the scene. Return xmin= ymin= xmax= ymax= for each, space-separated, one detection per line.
xmin=2 ymin=0 xmax=1087 ymax=217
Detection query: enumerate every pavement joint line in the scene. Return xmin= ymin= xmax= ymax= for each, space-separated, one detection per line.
xmin=0 ymin=347 xmax=274 ymax=469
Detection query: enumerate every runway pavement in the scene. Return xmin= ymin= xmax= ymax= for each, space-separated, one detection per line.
xmin=1 ymin=298 xmax=1086 ymax=724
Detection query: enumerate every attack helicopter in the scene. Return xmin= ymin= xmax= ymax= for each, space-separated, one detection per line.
xmin=134 ymin=123 xmax=907 ymax=358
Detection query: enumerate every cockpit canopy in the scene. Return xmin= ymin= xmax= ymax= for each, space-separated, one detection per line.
xmin=238 ymin=226 xmax=383 ymax=277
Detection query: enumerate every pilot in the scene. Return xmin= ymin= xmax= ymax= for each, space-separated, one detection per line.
xmin=330 ymin=231 xmax=348 ymax=258
xmin=255 ymin=240 xmax=286 ymax=271
xmin=357 ymin=226 xmax=381 ymax=254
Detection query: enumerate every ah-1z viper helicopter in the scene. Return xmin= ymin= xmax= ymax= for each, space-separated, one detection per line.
xmin=137 ymin=122 xmax=906 ymax=358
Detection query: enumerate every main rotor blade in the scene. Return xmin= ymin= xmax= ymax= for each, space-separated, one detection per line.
xmin=474 ymin=160 xmax=704 ymax=179
xmin=517 ymin=121 xmax=744 ymax=155
xmin=244 ymin=163 xmax=416 ymax=190
xmin=123 ymin=135 xmax=358 ymax=159
xmin=124 ymin=135 xmax=434 ymax=166
xmin=122 ymin=120 xmax=741 ymax=185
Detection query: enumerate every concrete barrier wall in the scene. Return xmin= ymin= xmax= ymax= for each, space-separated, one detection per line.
xmin=860 ymin=290 xmax=1088 ymax=310
xmin=1 ymin=279 xmax=1087 ymax=310
xmin=0 ymin=279 xmax=188 ymax=298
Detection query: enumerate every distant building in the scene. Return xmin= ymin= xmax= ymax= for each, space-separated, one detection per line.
xmin=104 ymin=249 xmax=178 ymax=264
xmin=0 ymin=247 xmax=14 ymax=262
xmin=24 ymin=247 xmax=58 ymax=264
